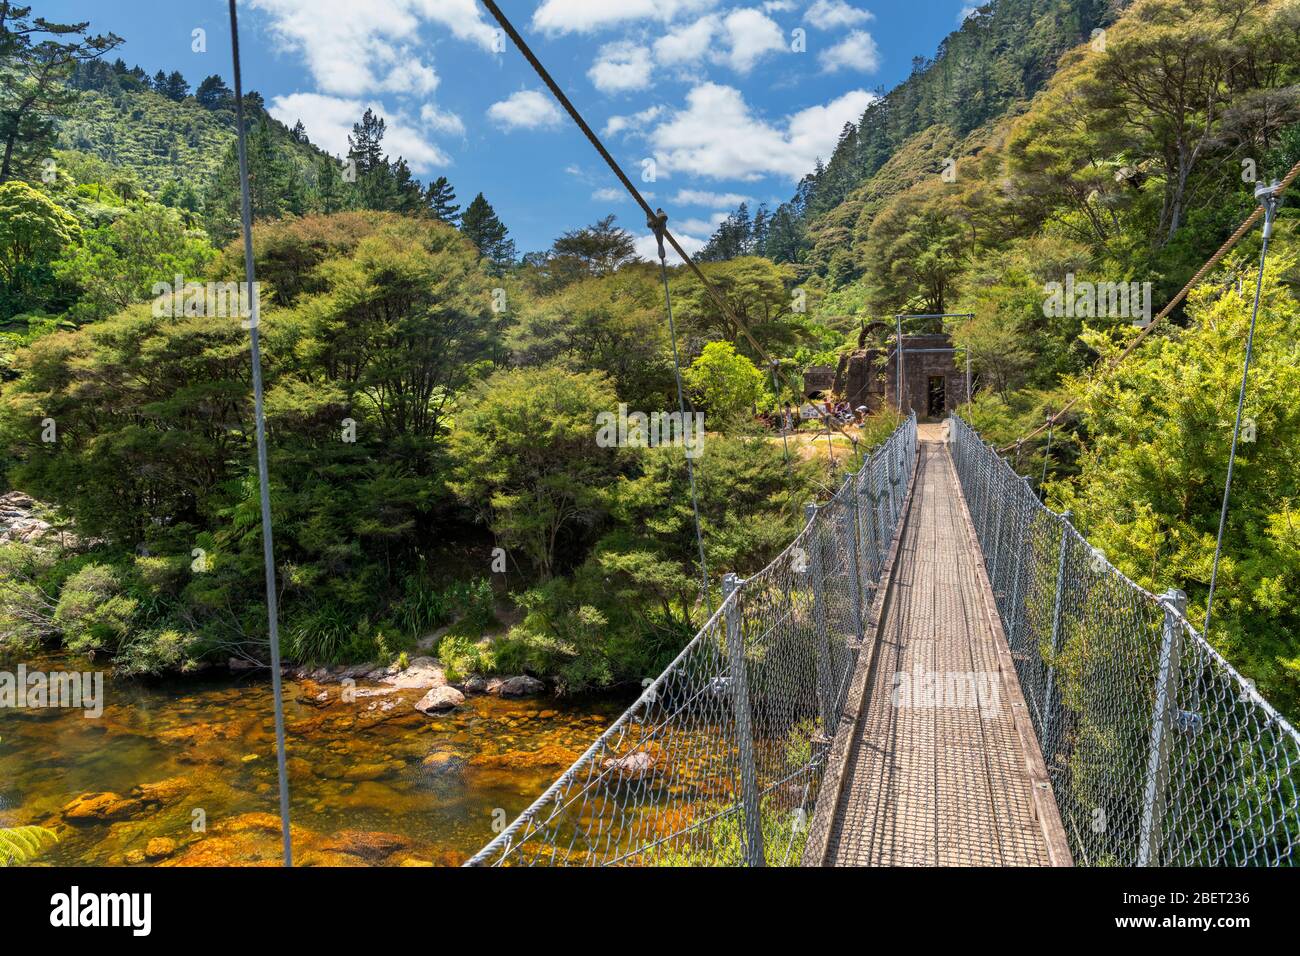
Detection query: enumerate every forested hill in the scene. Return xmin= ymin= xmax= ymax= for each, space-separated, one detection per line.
xmin=701 ymin=0 xmax=1113 ymax=271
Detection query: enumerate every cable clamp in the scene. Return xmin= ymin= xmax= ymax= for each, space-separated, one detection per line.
xmin=647 ymin=208 xmax=669 ymax=261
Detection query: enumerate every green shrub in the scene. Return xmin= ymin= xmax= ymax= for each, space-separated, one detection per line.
xmin=53 ymin=563 xmax=137 ymax=654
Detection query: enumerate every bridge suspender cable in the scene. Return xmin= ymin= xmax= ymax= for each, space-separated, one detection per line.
xmin=999 ymin=155 xmax=1300 ymax=454
xmin=649 ymin=214 xmax=713 ymax=613
xmin=1204 ymin=185 xmax=1280 ymax=635
xmin=228 ymin=0 xmax=293 ymax=867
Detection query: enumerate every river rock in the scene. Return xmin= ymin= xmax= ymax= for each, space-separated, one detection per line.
xmin=383 ymin=656 xmax=447 ymax=690
xmin=320 ymin=829 xmax=412 ymax=862
xmin=145 ymin=837 xmax=178 ymax=860
xmin=421 ymin=751 xmax=464 ymax=775
xmin=493 ymin=675 xmax=545 ymax=698
xmin=62 ymin=791 xmax=145 ymax=823
xmin=602 ymin=751 xmax=656 ymax=778
xmin=415 ymin=686 xmax=464 ymax=714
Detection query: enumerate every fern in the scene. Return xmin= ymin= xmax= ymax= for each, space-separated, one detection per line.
xmin=0 ymin=825 xmax=58 ymax=866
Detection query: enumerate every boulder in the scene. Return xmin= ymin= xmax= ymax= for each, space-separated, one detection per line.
xmin=383 ymin=656 xmax=447 ymax=690
xmin=414 ymin=685 xmax=464 ymax=714
xmin=495 ymin=675 xmax=545 ymax=698
xmin=62 ymin=791 xmax=145 ymax=823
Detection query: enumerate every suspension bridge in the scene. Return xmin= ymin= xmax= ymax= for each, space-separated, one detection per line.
xmin=467 ymin=415 xmax=1299 ymax=866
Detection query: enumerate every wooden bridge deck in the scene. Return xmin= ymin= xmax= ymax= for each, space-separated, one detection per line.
xmin=818 ymin=426 xmax=1067 ymax=867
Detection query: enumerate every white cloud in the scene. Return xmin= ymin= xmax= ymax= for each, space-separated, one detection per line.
xmin=604 ymin=105 xmax=665 ymax=137
xmin=650 ymin=82 xmax=876 ymax=181
xmin=654 ymin=15 xmax=720 ymax=66
xmin=250 ymin=0 xmax=496 ymax=98
xmin=268 ymin=92 xmax=450 ymax=170
xmin=420 ymin=103 xmax=466 ymax=137
xmin=673 ymin=189 xmax=753 ymax=207
xmin=805 ymin=0 xmax=874 ymax=30
xmin=589 ymin=42 xmax=655 ymax=94
xmin=533 ymin=0 xmax=719 ymax=34
xmin=634 ymin=229 xmax=707 ymax=263
xmin=819 ymin=30 xmax=880 ymax=73
xmin=488 ymin=90 xmax=564 ymax=130
xmin=652 ymin=10 xmax=786 ymax=75
xmin=721 ymin=9 xmax=787 ymax=72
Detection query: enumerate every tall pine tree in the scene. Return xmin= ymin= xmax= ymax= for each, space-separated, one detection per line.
xmin=460 ymin=193 xmax=516 ymax=274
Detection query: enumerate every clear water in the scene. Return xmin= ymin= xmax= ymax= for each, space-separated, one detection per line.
xmin=0 ymin=653 xmax=626 ymax=866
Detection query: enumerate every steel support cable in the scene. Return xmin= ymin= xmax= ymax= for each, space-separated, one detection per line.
xmin=227 ymin=0 xmax=292 ymax=867
xmin=1000 ymin=156 xmax=1300 ymax=453
xmin=1204 ymin=188 xmax=1279 ymax=635
xmin=650 ymin=219 xmax=713 ymax=614
xmin=476 ymin=0 xmax=863 ymax=449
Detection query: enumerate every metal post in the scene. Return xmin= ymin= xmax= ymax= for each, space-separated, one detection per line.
xmin=1041 ymin=511 xmax=1072 ymax=749
xmin=895 ymin=314 xmax=905 ymax=413
xmin=886 ymin=443 xmax=899 ymax=521
xmin=1004 ymin=477 xmax=1032 ymax=649
xmin=1137 ymin=588 xmax=1188 ymax=867
xmin=722 ymin=572 xmax=765 ymax=867
xmin=843 ymin=490 xmax=865 ymax=647
xmin=989 ymin=462 xmax=1006 ymax=585
xmin=804 ymin=504 xmax=837 ymax=731
xmin=866 ymin=462 xmax=882 ymax=575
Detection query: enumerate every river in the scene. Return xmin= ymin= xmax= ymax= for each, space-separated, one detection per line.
xmin=0 ymin=653 xmax=627 ymax=866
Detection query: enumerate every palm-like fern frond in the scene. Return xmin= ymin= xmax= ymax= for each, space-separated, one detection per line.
xmin=0 ymin=825 xmax=58 ymax=866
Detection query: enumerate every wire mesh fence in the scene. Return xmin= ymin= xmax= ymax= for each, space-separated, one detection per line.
xmin=465 ymin=415 xmax=918 ymax=866
xmin=948 ymin=413 xmax=1300 ymax=866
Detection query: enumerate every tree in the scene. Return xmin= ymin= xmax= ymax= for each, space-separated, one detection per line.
xmin=510 ymin=266 xmax=674 ymax=409
xmin=161 ymin=69 xmax=188 ymax=102
xmin=194 ymin=73 xmax=232 ymax=108
xmin=424 ymin=175 xmax=460 ymax=224
xmin=0 ymin=179 xmax=79 ymax=317
xmin=0 ymin=3 xmax=122 ymax=181
xmin=448 ymin=366 xmax=620 ymax=579
xmin=863 ymin=178 xmax=968 ymax=314
xmin=550 ymin=215 xmax=638 ymax=277
xmin=1077 ymin=0 xmax=1299 ymax=245
xmin=204 ymin=115 xmax=302 ymax=242
xmin=684 ymin=340 xmax=765 ymax=425
xmin=53 ymin=203 xmax=215 ymax=323
xmin=460 ymin=192 xmax=516 ymax=274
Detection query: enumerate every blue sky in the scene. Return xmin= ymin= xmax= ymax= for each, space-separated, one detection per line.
xmin=43 ymin=0 xmax=977 ymax=256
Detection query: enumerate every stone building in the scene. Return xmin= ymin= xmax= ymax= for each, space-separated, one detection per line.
xmin=801 ymin=364 xmax=836 ymax=399
xmin=830 ymin=330 xmax=967 ymax=420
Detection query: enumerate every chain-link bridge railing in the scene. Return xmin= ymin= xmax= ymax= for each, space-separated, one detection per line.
xmin=466 ymin=415 xmax=918 ymax=865
xmin=948 ymin=413 xmax=1299 ymax=866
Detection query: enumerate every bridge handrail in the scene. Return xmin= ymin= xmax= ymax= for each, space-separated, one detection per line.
xmin=947 ymin=413 xmax=1299 ymax=866
xmin=466 ymin=413 xmax=919 ymax=865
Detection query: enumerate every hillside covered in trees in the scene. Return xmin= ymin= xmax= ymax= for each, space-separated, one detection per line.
xmin=1 ymin=0 xmax=1298 ymax=724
